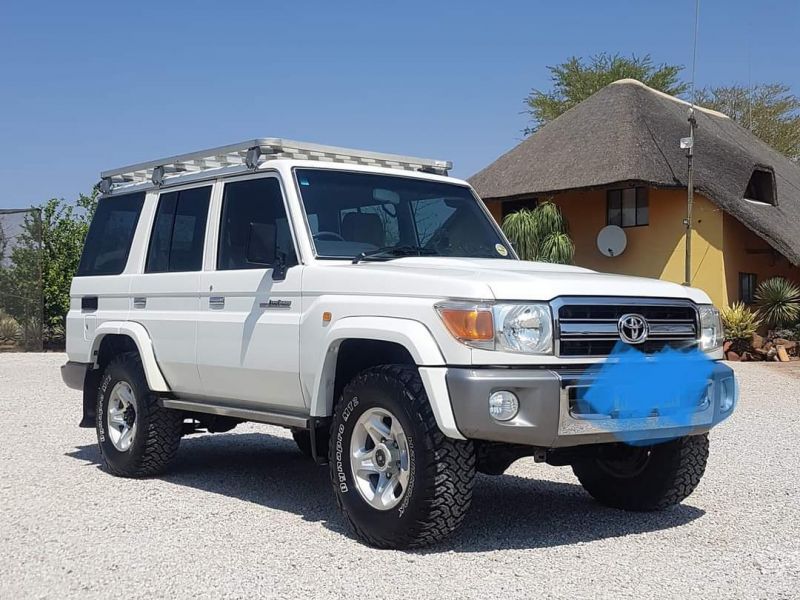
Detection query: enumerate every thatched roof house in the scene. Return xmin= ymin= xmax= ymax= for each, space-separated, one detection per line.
xmin=471 ymin=79 xmax=800 ymax=306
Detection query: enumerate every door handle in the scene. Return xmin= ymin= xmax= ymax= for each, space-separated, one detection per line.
xmin=133 ymin=297 xmax=146 ymax=309
xmin=209 ymin=296 xmax=225 ymax=309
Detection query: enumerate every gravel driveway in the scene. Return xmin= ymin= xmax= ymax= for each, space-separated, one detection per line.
xmin=1 ymin=354 xmax=798 ymax=599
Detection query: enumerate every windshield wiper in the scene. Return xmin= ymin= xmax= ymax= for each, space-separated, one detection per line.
xmin=352 ymin=245 xmax=437 ymax=264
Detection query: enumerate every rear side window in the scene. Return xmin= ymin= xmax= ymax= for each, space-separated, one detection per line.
xmin=218 ymin=177 xmax=296 ymax=270
xmin=145 ymin=186 xmax=211 ymax=273
xmin=77 ymin=192 xmax=145 ymax=276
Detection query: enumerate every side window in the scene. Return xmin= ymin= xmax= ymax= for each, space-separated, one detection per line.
xmin=607 ymin=187 xmax=648 ymax=227
xmin=77 ymin=192 xmax=145 ymax=276
xmin=739 ymin=272 xmax=757 ymax=304
xmin=218 ymin=177 xmax=296 ymax=270
xmin=145 ymin=186 xmax=211 ymax=273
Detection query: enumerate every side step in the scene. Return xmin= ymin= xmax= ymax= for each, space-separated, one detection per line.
xmin=160 ymin=398 xmax=309 ymax=429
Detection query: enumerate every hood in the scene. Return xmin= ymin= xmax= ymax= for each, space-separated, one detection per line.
xmin=307 ymin=257 xmax=712 ymax=304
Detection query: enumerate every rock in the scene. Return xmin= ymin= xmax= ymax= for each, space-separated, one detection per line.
xmin=723 ymin=340 xmax=733 ymax=353
xmin=777 ymin=345 xmax=790 ymax=362
xmin=727 ymin=351 xmax=741 ymax=362
xmin=764 ymin=341 xmax=774 ymax=351
xmin=774 ymin=338 xmax=797 ymax=350
xmin=752 ymin=333 xmax=765 ymax=349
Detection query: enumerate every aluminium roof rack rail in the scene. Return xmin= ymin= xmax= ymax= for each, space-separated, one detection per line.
xmin=98 ymin=138 xmax=453 ymax=193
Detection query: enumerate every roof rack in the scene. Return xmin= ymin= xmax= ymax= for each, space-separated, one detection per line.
xmin=99 ymin=138 xmax=453 ymax=193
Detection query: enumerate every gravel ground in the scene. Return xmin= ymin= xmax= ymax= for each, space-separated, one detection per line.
xmin=1 ymin=354 xmax=798 ymax=599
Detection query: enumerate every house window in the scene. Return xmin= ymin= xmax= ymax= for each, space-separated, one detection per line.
xmin=501 ymin=198 xmax=536 ymax=219
xmin=740 ymin=272 xmax=757 ymax=304
xmin=744 ymin=168 xmax=776 ymax=205
xmin=607 ymin=187 xmax=648 ymax=227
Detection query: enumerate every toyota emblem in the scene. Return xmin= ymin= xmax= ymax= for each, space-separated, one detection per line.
xmin=618 ymin=313 xmax=649 ymax=344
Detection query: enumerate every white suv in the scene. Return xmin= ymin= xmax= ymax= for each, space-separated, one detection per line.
xmin=62 ymin=139 xmax=736 ymax=548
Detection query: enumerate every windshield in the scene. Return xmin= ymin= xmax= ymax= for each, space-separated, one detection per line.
xmin=294 ymin=168 xmax=514 ymax=260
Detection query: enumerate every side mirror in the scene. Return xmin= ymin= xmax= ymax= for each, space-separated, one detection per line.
xmin=246 ymin=222 xmax=277 ymax=266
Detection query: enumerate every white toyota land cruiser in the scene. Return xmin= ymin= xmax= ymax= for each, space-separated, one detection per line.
xmin=62 ymin=139 xmax=736 ymax=548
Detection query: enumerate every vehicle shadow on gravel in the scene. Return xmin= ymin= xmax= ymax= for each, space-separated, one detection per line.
xmin=67 ymin=432 xmax=704 ymax=553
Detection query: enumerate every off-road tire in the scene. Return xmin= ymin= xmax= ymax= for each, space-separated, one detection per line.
xmin=329 ymin=364 xmax=476 ymax=549
xmin=291 ymin=429 xmax=313 ymax=458
xmin=572 ymin=434 xmax=709 ymax=511
xmin=96 ymin=352 xmax=183 ymax=477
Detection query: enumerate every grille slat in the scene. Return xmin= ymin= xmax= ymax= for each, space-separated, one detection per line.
xmin=555 ymin=299 xmax=698 ymax=357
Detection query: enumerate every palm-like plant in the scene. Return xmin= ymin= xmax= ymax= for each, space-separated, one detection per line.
xmin=721 ymin=302 xmax=762 ymax=340
xmin=755 ymin=277 xmax=800 ymax=328
xmin=501 ymin=201 xmax=574 ymax=264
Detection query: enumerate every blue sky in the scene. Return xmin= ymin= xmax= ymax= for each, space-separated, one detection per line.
xmin=1 ymin=0 xmax=798 ymax=208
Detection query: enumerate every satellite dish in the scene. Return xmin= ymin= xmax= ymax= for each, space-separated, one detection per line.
xmin=597 ymin=225 xmax=627 ymax=257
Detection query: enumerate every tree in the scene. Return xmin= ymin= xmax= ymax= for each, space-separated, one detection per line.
xmin=0 ymin=191 xmax=97 ymax=347
xmin=694 ymin=84 xmax=800 ymax=161
xmin=524 ymin=53 xmax=688 ymax=133
xmin=501 ymin=201 xmax=574 ymax=264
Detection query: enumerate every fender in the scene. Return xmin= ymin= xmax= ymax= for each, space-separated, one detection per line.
xmin=309 ymin=316 xmax=465 ymax=440
xmin=90 ymin=321 xmax=170 ymax=392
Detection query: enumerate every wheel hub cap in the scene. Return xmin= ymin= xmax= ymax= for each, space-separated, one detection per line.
xmin=349 ymin=407 xmax=410 ymax=511
xmin=107 ymin=381 xmax=138 ymax=452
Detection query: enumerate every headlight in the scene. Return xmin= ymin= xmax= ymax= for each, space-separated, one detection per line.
xmin=698 ymin=304 xmax=723 ymax=352
xmin=435 ymin=301 xmax=553 ymax=354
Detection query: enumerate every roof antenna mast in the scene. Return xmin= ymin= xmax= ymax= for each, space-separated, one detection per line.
xmin=682 ymin=0 xmax=701 ymax=286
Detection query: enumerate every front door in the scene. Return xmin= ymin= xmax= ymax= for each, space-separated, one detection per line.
xmin=196 ymin=173 xmax=304 ymax=411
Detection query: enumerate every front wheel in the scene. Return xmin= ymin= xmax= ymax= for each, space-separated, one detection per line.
xmin=330 ymin=364 xmax=476 ymax=549
xmin=572 ymin=434 xmax=709 ymax=511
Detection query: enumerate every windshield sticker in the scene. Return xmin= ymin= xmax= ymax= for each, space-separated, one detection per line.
xmin=495 ymin=244 xmax=508 ymax=257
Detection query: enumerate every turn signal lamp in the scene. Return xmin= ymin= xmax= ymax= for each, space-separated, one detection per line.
xmin=435 ymin=303 xmax=494 ymax=348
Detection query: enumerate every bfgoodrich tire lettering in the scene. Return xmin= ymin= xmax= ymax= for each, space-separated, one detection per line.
xmin=96 ymin=352 xmax=182 ymax=478
xmin=572 ymin=434 xmax=710 ymax=511
xmin=329 ymin=364 xmax=476 ymax=549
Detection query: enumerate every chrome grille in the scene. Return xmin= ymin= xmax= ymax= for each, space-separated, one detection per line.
xmin=553 ymin=298 xmax=699 ymax=357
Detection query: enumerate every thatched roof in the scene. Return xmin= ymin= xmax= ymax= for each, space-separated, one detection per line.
xmin=470 ymin=79 xmax=800 ymax=265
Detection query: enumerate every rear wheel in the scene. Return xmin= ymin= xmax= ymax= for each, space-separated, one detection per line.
xmin=572 ymin=434 xmax=709 ymax=511
xmin=96 ymin=352 xmax=183 ymax=477
xmin=330 ymin=364 xmax=476 ymax=549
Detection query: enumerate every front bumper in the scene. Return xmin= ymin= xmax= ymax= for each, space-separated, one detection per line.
xmin=446 ymin=362 xmax=736 ymax=448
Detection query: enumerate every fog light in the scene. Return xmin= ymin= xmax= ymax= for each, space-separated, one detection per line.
xmin=720 ymin=377 xmax=736 ymax=412
xmin=489 ymin=391 xmax=519 ymax=421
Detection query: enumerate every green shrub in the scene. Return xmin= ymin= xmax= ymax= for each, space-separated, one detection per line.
xmin=721 ymin=302 xmax=762 ymax=340
xmin=501 ymin=201 xmax=575 ymax=264
xmin=0 ymin=317 xmax=21 ymax=343
xmin=755 ymin=277 xmax=800 ymax=328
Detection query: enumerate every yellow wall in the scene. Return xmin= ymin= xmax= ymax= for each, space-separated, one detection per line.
xmin=484 ymin=189 xmax=768 ymax=308
xmin=721 ymin=213 xmax=800 ymax=306
xmin=486 ymin=188 xmax=800 ymax=307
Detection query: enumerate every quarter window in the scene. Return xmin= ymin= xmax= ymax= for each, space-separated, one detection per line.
xmin=145 ymin=186 xmax=211 ymax=273
xmin=607 ymin=187 xmax=648 ymax=227
xmin=76 ymin=192 xmax=145 ymax=276
xmin=218 ymin=177 xmax=296 ymax=270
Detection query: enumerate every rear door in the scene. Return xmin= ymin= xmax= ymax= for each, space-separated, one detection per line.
xmin=196 ymin=173 xmax=304 ymax=411
xmin=128 ymin=185 xmax=212 ymax=395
